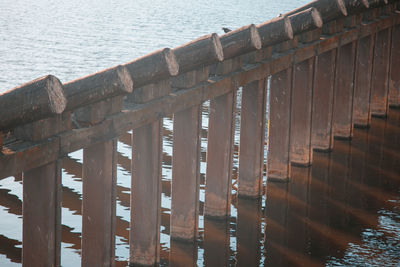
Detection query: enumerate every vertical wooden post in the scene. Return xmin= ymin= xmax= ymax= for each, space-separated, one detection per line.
xmin=82 ymin=139 xmax=117 ymax=267
xmin=22 ymin=160 xmax=62 ymax=267
xmin=205 ymin=88 xmax=236 ymax=218
xmin=239 ymin=79 xmax=267 ymax=197
xmin=171 ymin=105 xmax=201 ymax=240
xmin=370 ymin=27 xmax=392 ymax=116
xmin=130 ymin=120 xmax=162 ymax=266
xmin=333 ymin=41 xmax=357 ymax=139
xmin=290 ymin=58 xmax=314 ymax=166
xmin=268 ymin=69 xmax=292 ymax=181
xmin=389 ymin=21 xmax=400 ymax=107
xmin=311 ymin=50 xmax=336 ymax=151
xmin=353 ymin=34 xmax=375 ymax=127
xmin=170 ymin=66 xmax=208 ymax=241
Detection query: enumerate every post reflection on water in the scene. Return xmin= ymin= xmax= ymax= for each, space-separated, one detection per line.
xmin=262 ymin=109 xmax=400 ymax=266
xmin=0 ymin=107 xmax=399 ymax=266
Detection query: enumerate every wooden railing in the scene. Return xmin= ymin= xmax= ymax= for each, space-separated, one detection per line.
xmin=0 ymin=0 xmax=399 ymax=266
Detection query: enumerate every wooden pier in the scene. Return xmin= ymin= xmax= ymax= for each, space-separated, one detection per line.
xmin=0 ymin=0 xmax=400 ymax=266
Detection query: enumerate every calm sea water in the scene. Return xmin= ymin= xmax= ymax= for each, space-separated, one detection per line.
xmin=1 ymin=0 xmax=400 ymax=267
xmin=0 ymin=0 xmax=307 ymax=92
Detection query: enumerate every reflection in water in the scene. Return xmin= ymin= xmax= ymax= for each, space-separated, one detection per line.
xmin=0 ymin=110 xmax=399 ymax=266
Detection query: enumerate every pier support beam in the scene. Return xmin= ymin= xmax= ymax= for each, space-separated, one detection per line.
xmin=333 ymin=41 xmax=357 ymax=139
xmin=389 ymin=22 xmax=400 ymax=107
xmin=290 ymin=58 xmax=314 ymax=166
xmin=371 ymin=27 xmax=392 ymax=116
xmin=131 ymin=120 xmax=163 ymax=266
xmin=22 ymin=161 xmax=62 ymax=267
xmin=268 ymin=69 xmax=292 ymax=181
xmin=82 ymin=139 xmax=117 ymax=267
xmin=353 ymin=35 xmax=375 ymax=127
xmin=171 ymin=105 xmax=201 ymax=240
xmin=205 ymin=88 xmax=236 ymax=218
xmin=239 ymin=79 xmax=267 ymax=196
xmin=312 ymin=50 xmax=336 ymax=151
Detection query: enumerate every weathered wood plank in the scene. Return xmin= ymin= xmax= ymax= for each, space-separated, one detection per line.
xmin=0 ymin=75 xmax=66 ymax=131
xmin=268 ymin=69 xmax=292 ymax=181
xmin=290 ymin=58 xmax=314 ymax=166
xmin=14 ymin=112 xmax=71 ymax=142
xmin=171 ymin=105 xmax=201 ymax=240
xmin=82 ymin=139 xmax=117 ymax=267
xmin=370 ymin=27 xmax=392 ymax=116
xmin=353 ymin=35 xmax=375 ymax=127
xmin=389 ymin=18 xmax=400 ymax=107
xmin=311 ymin=50 xmax=336 ymax=151
xmin=130 ymin=120 xmax=162 ymax=266
xmin=239 ymin=79 xmax=266 ymax=196
xmin=22 ymin=160 xmax=61 ymax=267
xmin=333 ymin=41 xmax=357 ymax=139
xmin=0 ymin=138 xmax=60 ymax=179
xmin=205 ymin=88 xmax=236 ymax=218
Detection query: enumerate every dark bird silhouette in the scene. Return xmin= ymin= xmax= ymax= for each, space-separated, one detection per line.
xmin=222 ymin=27 xmax=232 ymax=33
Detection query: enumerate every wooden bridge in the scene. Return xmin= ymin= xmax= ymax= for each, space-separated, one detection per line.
xmin=0 ymin=0 xmax=399 ymax=266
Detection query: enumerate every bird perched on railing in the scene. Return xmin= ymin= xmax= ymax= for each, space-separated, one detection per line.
xmin=222 ymin=27 xmax=232 ymax=33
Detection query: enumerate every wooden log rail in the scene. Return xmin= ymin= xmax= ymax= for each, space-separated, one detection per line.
xmin=0 ymin=0 xmax=399 ymax=266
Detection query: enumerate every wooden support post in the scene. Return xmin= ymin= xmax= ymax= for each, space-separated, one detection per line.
xmin=205 ymin=87 xmax=236 ymax=218
xmin=82 ymin=139 xmax=117 ymax=267
xmin=312 ymin=50 xmax=337 ymax=151
xmin=333 ymin=41 xmax=357 ymax=139
xmin=238 ymin=79 xmax=267 ymax=197
xmin=353 ymin=34 xmax=375 ymax=127
xmin=171 ymin=104 xmax=201 ymax=240
xmin=131 ymin=120 xmax=162 ymax=266
xmin=389 ymin=21 xmax=400 ymax=107
xmin=170 ymin=64 xmax=208 ymax=240
xmin=22 ymin=160 xmax=61 ymax=267
xmin=290 ymin=58 xmax=314 ymax=166
xmin=268 ymin=69 xmax=292 ymax=181
xmin=371 ymin=27 xmax=392 ymax=116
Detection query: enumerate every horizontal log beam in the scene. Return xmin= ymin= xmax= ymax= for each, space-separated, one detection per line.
xmin=257 ymin=16 xmax=293 ymax=47
xmin=219 ymin=24 xmax=261 ymax=59
xmin=0 ymin=75 xmax=66 ymax=131
xmin=288 ymin=8 xmax=323 ymax=36
xmin=285 ymin=0 xmax=348 ymax=23
xmin=123 ymin=48 xmax=179 ymax=88
xmin=343 ymin=0 xmax=370 ymax=15
xmin=173 ymin=33 xmax=224 ymax=73
xmin=64 ymin=65 xmax=133 ymax=112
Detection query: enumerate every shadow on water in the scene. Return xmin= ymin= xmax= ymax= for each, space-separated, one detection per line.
xmin=0 ymin=106 xmax=399 ymax=266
